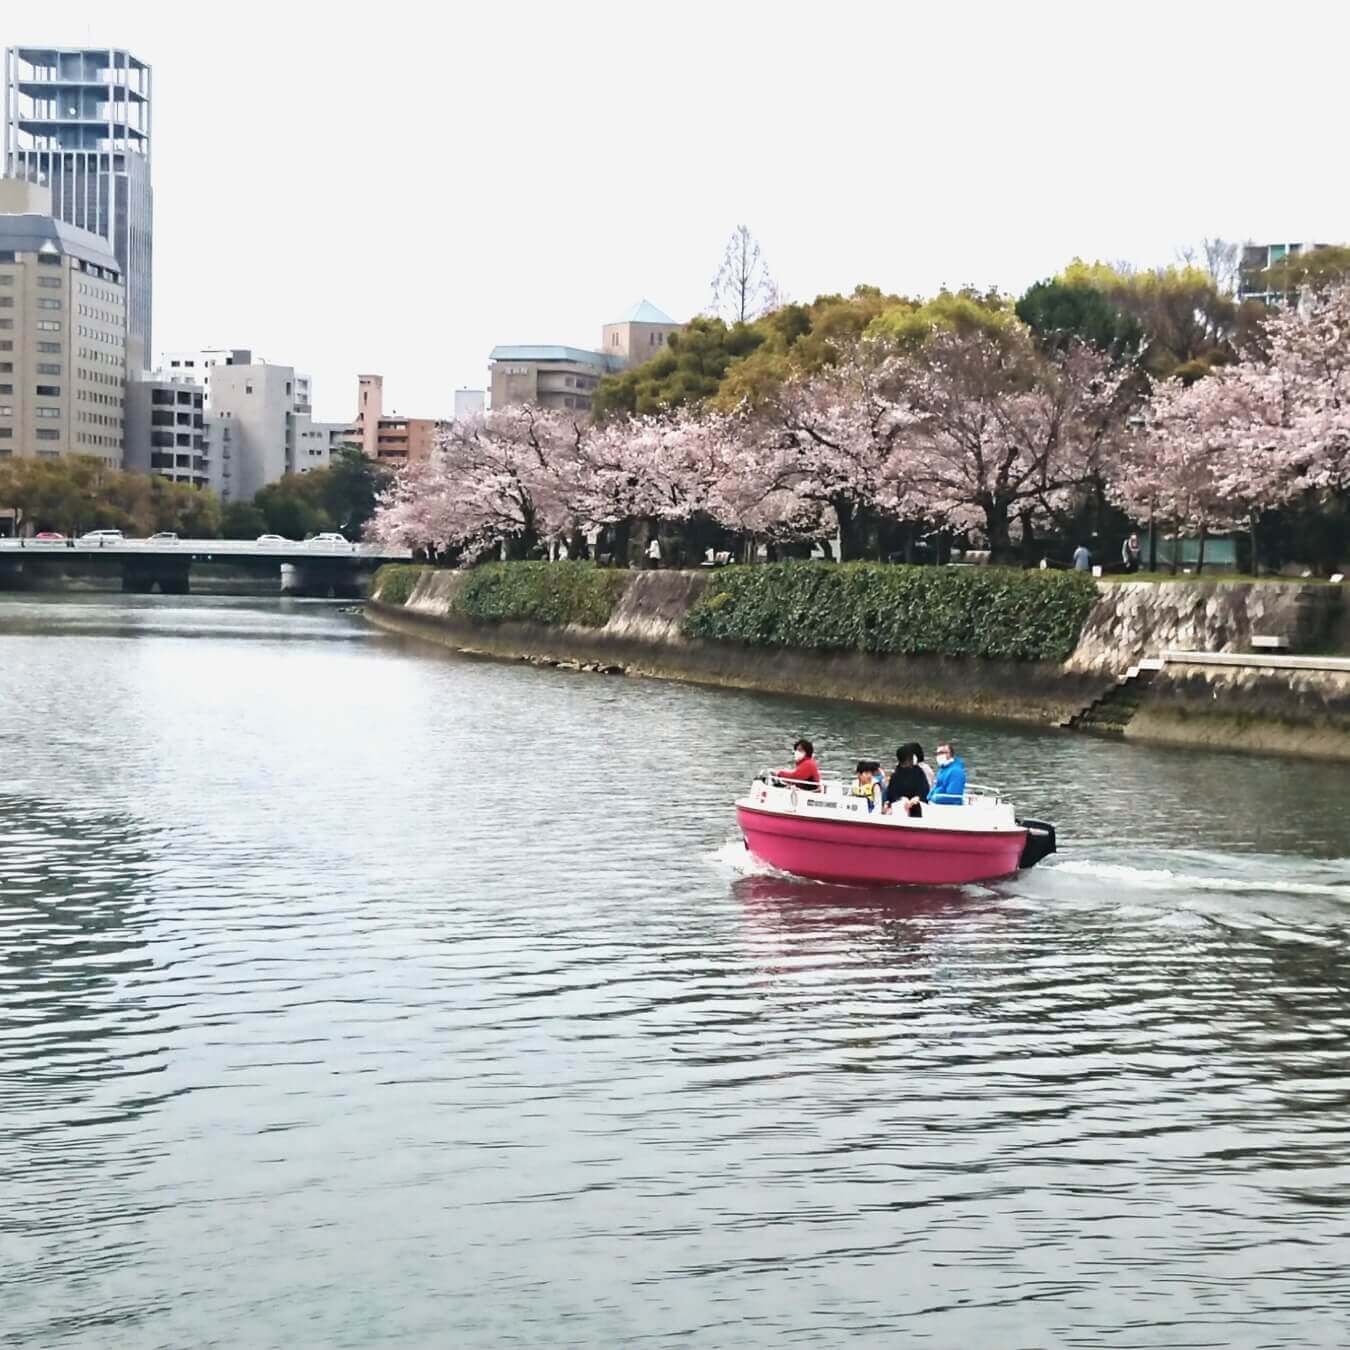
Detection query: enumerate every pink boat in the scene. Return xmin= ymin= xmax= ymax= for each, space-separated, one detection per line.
xmin=735 ymin=775 xmax=1056 ymax=887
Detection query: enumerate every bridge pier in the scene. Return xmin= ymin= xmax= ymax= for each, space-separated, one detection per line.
xmin=280 ymin=562 xmax=364 ymax=599
xmin=122 ymin=558 xmax=192 ymax=595
xmin=0 ymin=557 xmax=34 ymax=590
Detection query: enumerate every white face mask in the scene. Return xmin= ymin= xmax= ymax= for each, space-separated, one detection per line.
xmin=793 ymin=750 xmax=806 ymax=763
xmin=937 ymin=753 xmax=951 ymax=766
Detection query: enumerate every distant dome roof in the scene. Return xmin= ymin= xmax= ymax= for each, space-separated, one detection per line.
xmin=609 ymin=299 xmax=676 ymax=326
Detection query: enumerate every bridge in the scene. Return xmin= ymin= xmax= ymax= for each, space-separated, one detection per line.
xmin=0 ymin=538 xmax=413 ymax=597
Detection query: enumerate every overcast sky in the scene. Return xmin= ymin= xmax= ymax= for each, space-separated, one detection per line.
xmin=18 ymin=1 xmax=1349 ymax=421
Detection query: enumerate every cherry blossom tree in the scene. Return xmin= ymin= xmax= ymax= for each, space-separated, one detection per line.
xmin=1263 ymin=282 xmax=1350 ymax=495
xmin=1113 ymin=283 xmax=1350 ymax=570
xmin=369 ymin=405 xmax=580 ymax=559
xmin=896 ymin=329 xmax=1130 ymax=562
xmin=749 ymin=352 xmax=918 ymax=560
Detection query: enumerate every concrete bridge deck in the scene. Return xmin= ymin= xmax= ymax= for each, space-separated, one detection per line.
xmin=0 ymin=538 xmax=412 ymax=596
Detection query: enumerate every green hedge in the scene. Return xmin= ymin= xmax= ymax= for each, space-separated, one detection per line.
xmin=684 ymin=563 xmax=1098 ymax=661
xmin=451 ymin=561 xmax=631 ymax=628
xmin=375 ymin=563 xmax=431 ymax=607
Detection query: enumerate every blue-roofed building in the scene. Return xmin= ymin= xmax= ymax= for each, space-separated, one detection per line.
xmin=601 ymin=299 xmax=679 ymax=368
xmin=488 ymin=300 xmax=681 ymax=411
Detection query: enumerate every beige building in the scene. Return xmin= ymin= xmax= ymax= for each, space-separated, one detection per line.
xmin=489 ymin=299 xmax=679 ymax=411
xmin=600 ymin=299 xmax=679 ymax=365
xmin=488 ymin=346 xmax=612 ymax=413
xmin=0 ymin=178 xmax=126 ymax=466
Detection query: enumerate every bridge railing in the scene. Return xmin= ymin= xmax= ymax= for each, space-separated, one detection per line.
xmin=0 ymin=538 xmax=412 ymax=560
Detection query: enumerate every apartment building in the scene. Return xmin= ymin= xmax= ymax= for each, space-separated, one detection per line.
xmin=0 ymin=178 xmax=126 ymax=465
xmin=207 ymin=361 xmax=310 ymax=499
xmin=159 ymin=349 xmax=292 ymax=409
xmin=347 ymin=373 xmax=447 ymax=465
xmin=1238 ymin=242 xmax=1333 ymax=305
xmin=124 ymin=376 xmax=209 ymax=489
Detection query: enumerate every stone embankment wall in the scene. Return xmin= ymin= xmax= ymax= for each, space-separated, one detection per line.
xmin=1069 ymin=581 xmax=1347 ymax=672
xmin=369 ymin=570 xmax=1350 ymax=762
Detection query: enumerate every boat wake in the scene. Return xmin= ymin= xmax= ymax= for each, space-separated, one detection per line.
xmin=1048 ymin=856 xmax=1350 ymax=902
xmin=707 ymin=836 xmax=783 ymax=879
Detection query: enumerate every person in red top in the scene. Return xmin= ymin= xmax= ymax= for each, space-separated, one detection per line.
xmin=776 ymin=738 xmax=821 ymax=791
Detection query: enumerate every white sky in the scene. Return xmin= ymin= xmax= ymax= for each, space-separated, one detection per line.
xmin=18 ymin=0 xmax=1349 ymax=422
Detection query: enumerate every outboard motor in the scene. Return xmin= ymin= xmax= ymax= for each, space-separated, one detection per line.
xmin=1016 ymin=818 xmax=1057 ymax=869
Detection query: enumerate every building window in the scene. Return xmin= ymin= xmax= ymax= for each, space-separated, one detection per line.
xmin=37 ymin=298 xmax=61 ymax=310
xmin=245 ymin=382 xmax=254 ymax=394
xmin=36 ymin=320 xmax=61 ymax=331
xmin=35 ymin=385 xmax=61 ymax=397
xmin=36 ymin=342 xmax=59 ymax=353
xmin=36 ymin=363 xmax=60 ymax=375
xmin=0 ymin=428 xmax=11 ymax=439
xmin=36 ymin=430 xmax=60 ymax=441
xmin=37 ymin=275 xmax=61 ymax=289
xmin=0 ymin=297 xmax=12 ymax=308
xmin=38 ymin=254 xmax=61 ymax=266
xmin=0 ymin=405 xmax=11 ymax=416
xmin=0 ymin=384 xmax=10 ymax=395
xmin=35 ymin=408 xmax=60 ymax=419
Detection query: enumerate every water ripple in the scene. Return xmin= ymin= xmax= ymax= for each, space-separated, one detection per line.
xmin=1 ymin=594 xmax=1349 ymax=1348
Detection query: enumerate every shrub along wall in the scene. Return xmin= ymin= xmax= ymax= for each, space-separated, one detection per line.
xmin=448 ymin=561 xmax=631 ymax=628
xmin=683 ymin=562 xmax=1099 ymax=661
xmin=374 ymin=563 xmax=429 ymax=608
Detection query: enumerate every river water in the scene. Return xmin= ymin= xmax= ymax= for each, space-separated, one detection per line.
xmin=2 ymin=595 xmax=1348 ymax=1349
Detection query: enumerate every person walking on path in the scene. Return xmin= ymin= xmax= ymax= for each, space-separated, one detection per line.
xmin=1121 ymin=533 xmax=1143 ymax=574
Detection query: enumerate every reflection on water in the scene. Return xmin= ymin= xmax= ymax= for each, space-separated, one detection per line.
xmin=1 ymin=594 xmax=1349 ymax=1348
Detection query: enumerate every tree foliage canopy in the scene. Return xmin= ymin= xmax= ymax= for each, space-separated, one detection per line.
xmin=0 ymin=455 xmax=221 ymax=537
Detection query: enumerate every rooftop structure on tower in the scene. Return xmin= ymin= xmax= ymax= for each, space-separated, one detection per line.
xmin=3 ymin=45 xmax=153 ymax=369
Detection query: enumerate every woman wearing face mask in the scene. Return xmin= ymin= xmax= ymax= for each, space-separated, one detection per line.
xmin=775 ymin=738 xmax=821 ymax=791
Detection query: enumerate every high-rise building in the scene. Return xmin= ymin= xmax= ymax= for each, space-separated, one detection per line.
xmin=0 ymin=178 xmax=126 ymax=466
xmin=3 ymin=46 xmax=153 ymax=370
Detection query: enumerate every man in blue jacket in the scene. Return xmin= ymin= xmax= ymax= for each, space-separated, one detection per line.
xmin=930 ymin=742 xmax=967 ymax=805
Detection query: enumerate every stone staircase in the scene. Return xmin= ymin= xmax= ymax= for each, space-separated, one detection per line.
xmin=1063 ymin=659 xmax=1165 ymax=736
